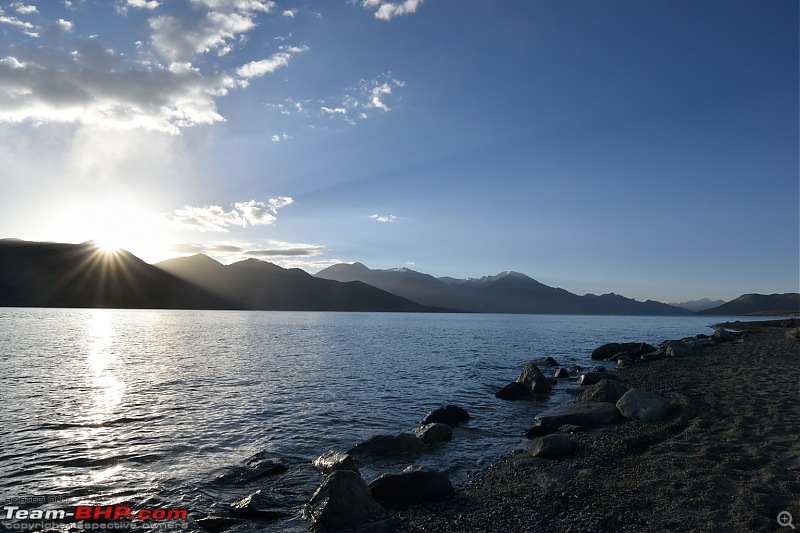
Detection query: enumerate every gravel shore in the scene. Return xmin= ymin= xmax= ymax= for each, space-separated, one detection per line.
xmin=394 ymin=322 xmax=800 ymax=532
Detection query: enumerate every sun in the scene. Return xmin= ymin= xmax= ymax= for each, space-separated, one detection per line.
xmin=93 ymin=237 xmax=122 ymax=254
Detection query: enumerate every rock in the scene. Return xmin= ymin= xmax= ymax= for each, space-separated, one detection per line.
xmin=369 ymin=466 xmax=454 ymax=508
xmin=579 ymin=372 xmax=623 ymax=386
xmin=713 ymin=328 xmax=736 ymax=342
xmin=592 ymin=366 xmax=608 ymax=373
xmin=197 ymin=517 xmax=246 ymax=532
xmin=696 ymin=333 xmax=710 ymax=339
xmin=229 ymin=490 xmax=290 ymax=520
xmin=215 ymin=453 xmax=287 ymax=485
xmin=786 ymin=327 xmax=800 ymax=341
xmin=535 ymin=402 xmax=621 ymax=427
xmin=574 ymin=379 xmax=629 ymax=404
xmin=413 ymin=423 xmax=453 ymax=444
xmin=532 ymin=466 xmax=578 ymax=492
xmin=591 ymin=342 xmax=622 ymax=360
xmin=567 ymin=364 xmax=584 ymax=373
xmin=495 ymin=381 xmax=531 ymax=401
xmin=591 ymin=342 xmax=656 ymax=360
xmin=532 ymin=434 xmax=575 ymax=458
xmin=559 ymin=424 xmax=585 ymax=433
xmin=616 ymin=388 xmax=674 ymax=423
xmin=616 ymin=354 xmax=634 ymax=368
xmin=640 ymin=350 xmax=665 ymax=362
xmin=348 ymin=434 xmax=427 ymax=457
xmin=306 ymin=470 xmax=381 ymax=528
xmin=522 ymin=424 xmax=560 ymax=439
xmin=314 ymin=450 xmax=359 ymax=476
xmin=517 ymin=362 xmax=552 ymax=394
xmin=421 ymin=405 xmax=470 ymax=425
xmin=665 ymin=340 xmax=691 ymax=358
xmin=554 ymin=368 xmax=570 ymax=378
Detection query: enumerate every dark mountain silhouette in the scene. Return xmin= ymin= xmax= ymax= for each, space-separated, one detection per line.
xmin=316 ymin=263 xmax=691 ymax=315
xmin=669 ymin=298 xmax=726 ymax=312
xmin=695 ymin=293 xmax=800 ymax=316
xmin=155 ymin=255 xmax=440 ymax=312
xmin=0 ymin=239 xmax=232 ymax=309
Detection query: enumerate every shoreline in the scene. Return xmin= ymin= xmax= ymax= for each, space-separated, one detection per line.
xmin=394 ymin=321 xmax=800 ymax=532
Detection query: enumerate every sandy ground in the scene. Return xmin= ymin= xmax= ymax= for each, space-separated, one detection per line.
xmin=394 ymin=322 xmax=800 ymax=532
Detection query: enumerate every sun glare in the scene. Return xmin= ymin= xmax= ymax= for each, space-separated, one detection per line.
xmin=93 ymin=238 xmax=121 ymax=254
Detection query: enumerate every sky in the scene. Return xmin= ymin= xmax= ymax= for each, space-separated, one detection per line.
xmin=0 ymin=0 xmax=797 ymax=303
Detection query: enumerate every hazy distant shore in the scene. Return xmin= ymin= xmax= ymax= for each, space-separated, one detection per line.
xmin=395 ymin=320 xmax=800 ymax=532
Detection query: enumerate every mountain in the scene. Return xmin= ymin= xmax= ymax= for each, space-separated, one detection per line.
xmin=0 ymin=240 xmax=232 ymax=309
xmin=669 ymin=298 xmax=726 ymax=312
xmin=317 ymin=263 xmax=691 ymax=315
xmin=695 ymin=293 xmax=800 ymax=316
xmin=156 ymin=255 xmax=440 ymax=312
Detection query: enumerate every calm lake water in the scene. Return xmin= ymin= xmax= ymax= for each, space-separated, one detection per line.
xmin=0 ymin=309 xmax=758 ymax=531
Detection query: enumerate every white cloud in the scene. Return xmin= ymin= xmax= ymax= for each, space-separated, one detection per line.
xmin=168 ymin=197 xmax=293 ymax=231
xmin=370 ymin=214 xmax=397 ymax=223
xmin=236 ymin=45 xmax=308 ymax=79
xmin=271 ymin=132 xmax=291 ymax=142
xmin=282 ymin=9 xmax=296 ymax=18
xmin=168 ymin=238 xmax=329 ymax=266
xmin=358 ymin=0 xmax=423 ymax=20
xmin=11 ymin=3 xmax=38 ymax=14
xmin=127 ymin=0 xmax=160 ymax=9
xmin=306 ymin=73 xmax=404 ymax=126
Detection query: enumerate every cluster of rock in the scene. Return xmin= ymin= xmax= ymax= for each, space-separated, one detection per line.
xmin=303 ymin=405 xmax=467 ymax=530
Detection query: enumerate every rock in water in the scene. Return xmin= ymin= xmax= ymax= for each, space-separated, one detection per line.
xmin=574 ymin=379 xmax=629 ymax=404
xmin=532 ymin=434 xmax=576 ymax=458
xmin=578 ymin=372 xmax=623 ymax=386
xmin=616 ymin=389 xmax=674 ymax=423
xmin=369 ymin=466 xmax=454 ymax=507
xmin=554 ymin=368 xmax=570 ymax=378
xmin=522 ymin=425 xmax=560 ymax=439
xmin=421 ymin=405 xmax=470 ymax=425
xmin=535 ymin=402 xmax=621 ymax=427
xmin=229 ymin=490 xmax=290 ymax=520
xmin=495 ymin=381 xmax=531 ymax=400
xmin=306 ymin=470 xmax=381 ymax=528
xmin=517 ymin=362 xmax=552 ymax=394
xmin=314 ymin=450 xmax=359 ymax=476
xmin=413 ymin=423 xmax=453 ymax=444
xmin=348 ymin=434 xmax=427 ymax=457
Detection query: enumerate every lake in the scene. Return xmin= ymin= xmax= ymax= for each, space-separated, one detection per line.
xmin=0 ymin=309 xmax=756 ymax=531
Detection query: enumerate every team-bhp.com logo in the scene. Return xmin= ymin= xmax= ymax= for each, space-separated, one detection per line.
xmin=2 ymin=504 xmax=189 ymax=530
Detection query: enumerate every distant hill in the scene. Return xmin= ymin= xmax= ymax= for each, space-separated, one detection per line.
xmin=669 ymin=298 xmax=727 ymax=312
xmin=156 ymin=255 xmax=439 ymax=312
xmin=695 ymin=293 xmax=800 ymax=316
xmin=0 ymin=240 xmax=231 ymax=309
xmin=317 ymin=263 xmax=691 ymax=315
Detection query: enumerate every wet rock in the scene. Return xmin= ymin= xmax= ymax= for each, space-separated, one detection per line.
xmin=197 ymin=517 xmax=246 ymax=532
xmin=592 ymin=366 xmax=608 ymax=373
xmin=495 ymin=381 xmax=531 ymax=401
xmin=522 ymin=424 xmax=560 ymax=440
xmin=413 ymin=423 xmax=453 ymax=444
xmin=532 ymin=434 xmax=575 ymax=458
xmin=517 ymin=362 xmax=553 ymax=394
xmin=591 ymin=343 xmax=622 ymax=360
xmin=535 ymin=402 xmax=621 ymax=427
xmin=574 ymin=379 xmax=628 ymax=404
xmin=531 ymin=356 xmax=560 ymax=366
xmin=348 ymin=434 xmax=427 ymax=457
xmin=665 ymin=340 xmax=691 ymax=358
xmin=369 ymin=466 xmax=454 ymax=508
xmin=567 ymin=364 xmax=584 ymax=373
xmin=421 ymin=405 xmax=470 ymax=425
xmin=229 ymin=490 xmax=290 ymax=520
xmin=215 ymin=453 xmax=287 ymax=485
xmin=554 ymin=368 xmax=570 ymax=378
xmin=306 ymin=470 xmax=381 ymax=528
xmin=713 ymin=328 xmax=737 ymax=342
xmin=616 ymin=354 xmax=634 ymax=368
xmin=592 ymin=342 xmax=656 ymax=360
xmin=314 ymin=450 xmax=359 ymax=476
xmin=616 ymin=388 xmax=675 ymax=423
xmin=578 ymin=372 xmax=623 ymax=386
xmin=559 ymin=424 xmax=586 ymax=433
xmin=640 ymin=350 xmax=666 ymax=362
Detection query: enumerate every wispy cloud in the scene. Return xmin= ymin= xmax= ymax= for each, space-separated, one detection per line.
xmin=236 ymin=45 xmax=309 ymax=80
xmin=168 ymin=197 xmax=294 ymax=232
xmin=168 ymin=239 xmax=331 ymax=268
xmin=370 ymin=214 xmax=397 ymax=223
xmin=357 ymin=0 xmax=423 ymax=20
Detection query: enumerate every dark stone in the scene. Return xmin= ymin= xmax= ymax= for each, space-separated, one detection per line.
xmin=413 ymin=423 xmax=453 ymax=444
xmin=592 ymin=366 xmax=608 ymax=373
xmin=640 ymin=350 xmax=665 ymax=362
xmin=522 ymin=424 xmax=559 ymax=439
xmin=579 ymin=372 xmax=623 ymax=386
xmin=314 ymin=450 xmax=359 ymax=476
xmin=532 ymin=434 xmax=575 ymax=458
xmin=665 ymin=340 xmax=691 ymax=358
xmin=696 ymin=333 xmax=710 ymax=339
xmin=535 ymin=402 xmax=621 ymax=427
xmin=713 ymin=328 xmax=736 ymax=342
xmin=559 ymin=424 xmax=586 ymax=433
xmin=567 ymin=364 xmax=584 ymax=373
xmin=574 ymin=379 xmax=629 ymax=404
xmin=197 ymin=517 xmax=246 ymax=532
xmin=229 ymin=490 xmax=290 ymax=520
xmin=306 ymin=470 xmax=381 ymax=528
xmin=592 ymin=342 xmax=656 ymax=360
xmin=591 ymin=343 xmax=622 ymax=360
xmin=421 ymin=405 xmax=470 ymax=425
xmin=348 ymin=434 xmax=427 ymax=457
xmin=517 ymin=362 xmax=552 ymax=394
xmin=215 ymin=453 xmax=287 ymax=485
xmin=369 ymin=466 xmax=454 ymax=508
xmin=616 ymin=389 xmax=674 ymax=423
xmin=495 ymin=381 xmax=531 ymax=401
xmin=554 ymin=368 xmax=570 ymax=378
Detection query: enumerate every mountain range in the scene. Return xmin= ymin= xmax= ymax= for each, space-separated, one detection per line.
xmin=695 ymin=293 xmax=800 ymax=316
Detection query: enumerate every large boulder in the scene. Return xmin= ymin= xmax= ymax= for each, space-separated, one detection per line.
xmin=421 ymin=405 xmax=470 ymax=425
xmin=348 ymin=434 xmax=427 ymax=457
xmin=532 ymin=434 xmax=576 ymax=459
xmin=616 ymin=389 xmax=674 ymax=423
xmin=574 ymin=379 xmax=629 ymax=404
xmin=495 ymin=381 xmax=531 ymax=401
xmin=215 ymin=453 xmax=287 ymax=485
xmin=413 ymin=423 xmax=453 ymax=444
xmin=531 ymin=356 xmax=560 ymax=367
xmin=522 ymin=424 xmax=560 ymax=440
xmin=712 ymin=328 xmax=737 ymax=342
xmin=534 ymin=402 xmax=621 ymax=427
xmin=591 ymin=342 xmax=656 ymax=360
xmin=578 ymin=372 xmax=623 ymax=386
xmin=554 ymin=368 xmax=570 ymax=379
xmin=306 ymin=470 xmax=381 ymax=528
xmin=665 ymin=340 xmax=691 ymax=358
xmin=229 ymin=490 xmax=290 ymax=520
xmin=517 ymin=362 xmax=553 ymax=394
xmin=314 ymin=450 xmax=359 ymax=476
xmin=369 ymin=466 xmax=454 ymax=508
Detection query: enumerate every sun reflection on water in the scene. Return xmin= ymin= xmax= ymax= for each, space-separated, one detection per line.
xmin=86 ymin=311 xmax=126 ymax=422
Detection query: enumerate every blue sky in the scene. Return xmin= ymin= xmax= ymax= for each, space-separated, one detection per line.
xmin=0 ymin=0 xmax=797 ymax=302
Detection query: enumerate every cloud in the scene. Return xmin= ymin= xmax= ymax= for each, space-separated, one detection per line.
xmin=126 ymin=0 xmax=160 ymax=9
xmin=236 ymin=45 xmax=308 ymax=79
xmin=357 ymin=0 xmax=423 ymax=20
xmin=11 ymin=3 xmax=38 ymax=15
xmin=282 ymin=9 xmax=296 ymax=18
xmin=168 ymin=197 xmax=293 ymax=231
xmin=370 ymin=214 xmax=397 ymax=223
xmin=271 ymin=132 xmax=291 ymax=142
xmin=168 ymin=239 xmax=328 ymax=266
